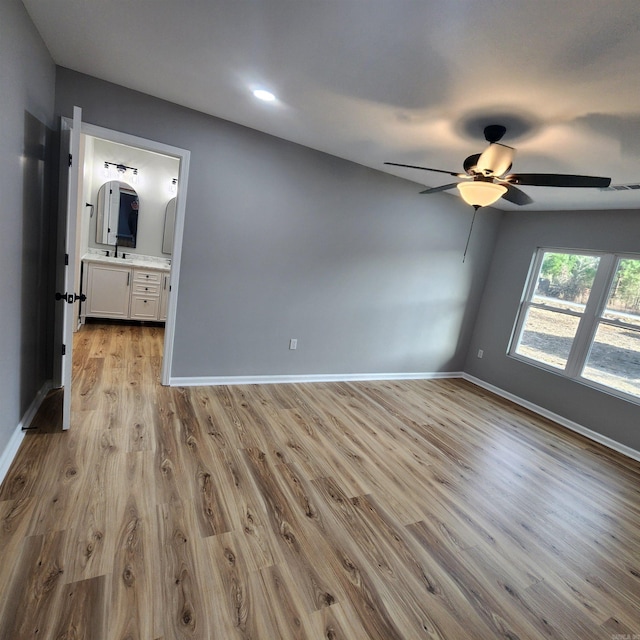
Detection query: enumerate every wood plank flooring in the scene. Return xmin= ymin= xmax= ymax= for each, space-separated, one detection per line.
xmin=1 ymin=321 xmax=639 ymax=639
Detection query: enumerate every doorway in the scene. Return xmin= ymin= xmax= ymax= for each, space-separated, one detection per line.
xmin=63 ymin=118 xmax=190 ymax=429
xmin=74 ymin=122 xmax=190 ymax=385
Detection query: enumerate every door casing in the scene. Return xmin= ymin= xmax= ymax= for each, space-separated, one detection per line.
xmin=57 ymin=112 xmax=190 ymax=429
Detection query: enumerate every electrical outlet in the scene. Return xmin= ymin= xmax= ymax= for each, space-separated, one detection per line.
xmin=477 ymin=349 xmax=484 ymax=359
xmin=289 ymin=338 xmax=298 ymax=350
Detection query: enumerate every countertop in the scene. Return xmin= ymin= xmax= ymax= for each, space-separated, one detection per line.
xmin=82 ymin=252 xmax=171 ymax=272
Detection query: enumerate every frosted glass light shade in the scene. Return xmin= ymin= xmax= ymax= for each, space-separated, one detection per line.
xmin=457 ymin=181 xmax=507 ymax=207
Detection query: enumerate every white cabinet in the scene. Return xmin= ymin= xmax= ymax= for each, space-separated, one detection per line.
xmin=85 ymin=263 xmax=130 ymax=319
xmin=84 ymin=260 xmax=169 ymax=322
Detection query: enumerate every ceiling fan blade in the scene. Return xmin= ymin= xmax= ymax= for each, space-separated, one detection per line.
xmin=384 ymin=162 xmax=462 ymax=177
xmin=476 ymin=143 xmax=515 ymax=177
xmin=501 ymin=184 xmax=534 ymax=206
xmin=505 ymin=173 xmax=611 ymax=188
xmin=420 ymin=183 xmax=459 ymax=194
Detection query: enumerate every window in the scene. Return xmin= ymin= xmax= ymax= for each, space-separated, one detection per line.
xmin=510 ymin=250 xmax=640 ymax=400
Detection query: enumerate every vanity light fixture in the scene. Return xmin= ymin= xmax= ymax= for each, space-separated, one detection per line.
xmin=103 ymin=161 xmax=139 ymax=183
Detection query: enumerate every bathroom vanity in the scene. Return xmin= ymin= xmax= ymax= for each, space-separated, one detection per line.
xmin=82 ymin=253 xmax=170 ymax=323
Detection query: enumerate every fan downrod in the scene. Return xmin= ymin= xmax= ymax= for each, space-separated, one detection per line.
xmin=484 ymin=124 xmax=507 ymax=144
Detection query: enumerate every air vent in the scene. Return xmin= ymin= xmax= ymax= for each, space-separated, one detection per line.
xmin=601 ymin=184 xmax=640 ymax=191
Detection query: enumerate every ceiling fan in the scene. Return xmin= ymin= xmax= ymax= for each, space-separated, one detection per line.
xmin=385 ymin=124 xmax=611 ymax=209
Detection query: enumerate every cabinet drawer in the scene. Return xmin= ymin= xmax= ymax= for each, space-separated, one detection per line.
xmin=132 ymin=282 xmax=160 ymax=296
xmin=130 ymin=295 xmax=160 ymax=320
xmin=133 ymin=269 xmax=162 ymax=284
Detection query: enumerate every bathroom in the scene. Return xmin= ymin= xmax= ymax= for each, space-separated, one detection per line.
xmin=76 ymin=136 xmax=180 ymax=327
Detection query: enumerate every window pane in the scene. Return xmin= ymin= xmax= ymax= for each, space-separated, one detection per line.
xmin=533 ymin=252 xmax=600 ymax=312
xmin=515 ymin=307 xmax=581 ymax=369
xmin=582 ymin=323 xmax=640 ymax=398
xmin=602 ymin=258 xmax=640 ymax=327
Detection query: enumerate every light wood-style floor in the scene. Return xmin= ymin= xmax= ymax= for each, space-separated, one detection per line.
xmin=1 ymin=322 xmax=639 ymax=639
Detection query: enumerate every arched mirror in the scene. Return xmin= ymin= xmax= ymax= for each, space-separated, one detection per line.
xmin=162 ymin=197 xmax=176 ymax=255
xmin=96 ymin=180 xmax=139 ymax=248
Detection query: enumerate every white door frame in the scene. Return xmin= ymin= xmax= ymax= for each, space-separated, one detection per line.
xmin=72 ymin=120 xmax=190 ymax=386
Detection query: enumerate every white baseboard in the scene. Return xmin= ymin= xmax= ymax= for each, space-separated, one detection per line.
xmin=463 ymin=373 xmax=640 ymax=463
xmin=0 ymin=381 xmax=52 ymax=487
xmin=0 ymin=424 xmax=26 ymax=489
xmin=170 ymin=371 xmax=463 ymax=387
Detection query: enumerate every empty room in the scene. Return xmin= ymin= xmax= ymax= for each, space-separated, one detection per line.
xmin=1 ymin=1 xmax=639 ymax=638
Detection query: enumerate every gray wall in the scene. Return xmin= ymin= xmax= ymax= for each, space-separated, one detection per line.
xmin=55 ymin=68 xmax=501 ymax=379
xmin=465 ymin=209 xmax=640 ymax=451
xmin=0 ymin=0 xmax=56 ymax=452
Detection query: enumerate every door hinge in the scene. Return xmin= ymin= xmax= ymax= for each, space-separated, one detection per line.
xmin=65 ymin=253 xmax=69 ymax=266
xmin=68 ymin=153 xmax=73 ymax=167
xmin=62 ymin=344 xmax=66 ymax=356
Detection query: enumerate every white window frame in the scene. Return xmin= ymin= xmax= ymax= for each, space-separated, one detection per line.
xmin=509 ymin=247 xmax=640 ymax=404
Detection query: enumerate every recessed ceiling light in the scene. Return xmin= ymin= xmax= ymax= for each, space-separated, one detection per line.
xmin=252 ymin=89 xmax=276 ymax=102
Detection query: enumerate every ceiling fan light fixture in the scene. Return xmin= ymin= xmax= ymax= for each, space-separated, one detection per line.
xmin=457 ymin=181 xmax=507 ymax=207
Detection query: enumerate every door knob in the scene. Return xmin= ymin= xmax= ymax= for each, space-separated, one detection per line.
xmin=55 ymin=292 xmax=87 ymax=303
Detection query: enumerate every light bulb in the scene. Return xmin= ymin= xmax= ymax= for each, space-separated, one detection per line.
xmin=252 ymin=89 xmax=276 ymax=102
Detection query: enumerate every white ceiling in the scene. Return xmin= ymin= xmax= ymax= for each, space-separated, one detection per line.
xmin=22 ymin=0 xmax=640 ymax=211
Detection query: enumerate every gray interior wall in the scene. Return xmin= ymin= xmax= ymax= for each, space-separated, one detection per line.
xmin=55 ymin=68 xmax=501 ymax=379
xmin=465 ymin=209 xmax=640 ymax=451
xmin=0 ymin=0 xmax=56 ymax=451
